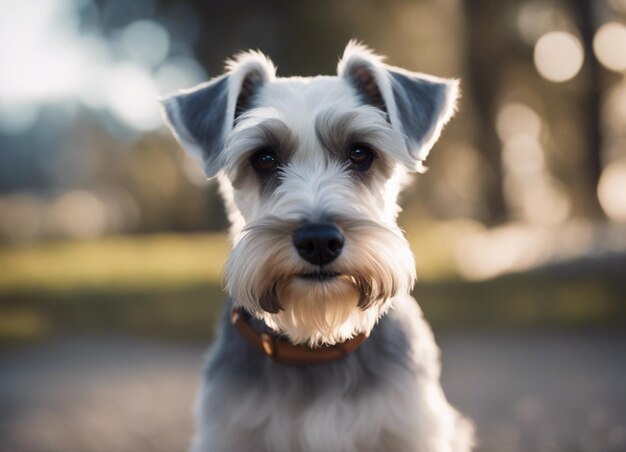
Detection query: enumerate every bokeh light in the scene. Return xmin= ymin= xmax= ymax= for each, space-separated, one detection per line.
xmin=534 ymin=31 xmax=584 ymax=82
xmin=593 ymin=22 xmax=626 ymax=73
xmin=598 ymin=160 xmax=626 ymax=222
xmin=502 ymin=135 xmax=544 ymax=177
xmin=516 ymin=3 xmax=555 ymax=45
xmin=49 ymin=190 xmax=107 ymax=239
xmin=496 ymin=103 xmax=542 ymax=142
xmin=0 ymin=0 xmax=205 ymax=133
xmin=120 ymin=20 xmax=170 ymax=69
xmin=0 ymin=0 xmax=94 ymax=132
xmin=495 ymin=102 xmax=570 ymax=226
xmin=455 ymin=223 xmax=549 ymax=280
xmin=602 ymin=80 xmax=626 ymax=134
xmin=519 ymin=175 xmax=571 ymax=225
xmin=106 ymin=64 xmax=162 ymax=131
xmin=155 ymin=57 xmax=208 ymax=95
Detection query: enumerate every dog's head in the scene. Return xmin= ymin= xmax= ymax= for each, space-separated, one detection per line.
xmin=162 ymin=42 xmax=458 ymax=346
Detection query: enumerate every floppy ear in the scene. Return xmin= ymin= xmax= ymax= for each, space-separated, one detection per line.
xmin=338 ymin=41 xmax=459 ymax=171
xmin=160 ymin=51 xmax=276 ymax=177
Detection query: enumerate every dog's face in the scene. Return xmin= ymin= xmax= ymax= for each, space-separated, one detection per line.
xmin=162 ymin=42 xmax=458 ymax=346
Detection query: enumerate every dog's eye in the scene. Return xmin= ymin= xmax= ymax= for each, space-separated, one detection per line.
xmin=349 ymin=144 xmax=375 ymax=171
xmin=251 ymin=148 xmax=279 ymax=174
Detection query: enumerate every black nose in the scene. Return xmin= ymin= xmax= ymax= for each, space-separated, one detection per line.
xmin=293 ymin=223 xmax=344 ymax=266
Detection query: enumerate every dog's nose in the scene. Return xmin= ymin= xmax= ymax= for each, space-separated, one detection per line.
xmin=293 ymin=223 xmax=344 ymax=266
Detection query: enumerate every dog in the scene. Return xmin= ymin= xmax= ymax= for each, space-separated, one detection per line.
xmin=161 ymin=41 xmax=475 ymax=452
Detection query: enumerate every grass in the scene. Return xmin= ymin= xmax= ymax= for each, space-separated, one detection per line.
xmin=0 ymin=233 xmax=230 ymax=344
xmin=0 ymin=233 xmax=231 ymax=293
xmin=0 ymin=232 xmax=624 ymax=345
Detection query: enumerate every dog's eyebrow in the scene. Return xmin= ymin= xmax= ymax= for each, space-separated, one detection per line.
xmin=253 ymin=118 xmax=299 ymax=158
xmin=229 ymin=117 xmax=298 ymax=191
xmin=314 ymin=109 xmax=397 ymax=184
xmin=227 ymin=117 xmax=298 ymax=166
xmin=314 ymin=110 xmax=382 ymax=158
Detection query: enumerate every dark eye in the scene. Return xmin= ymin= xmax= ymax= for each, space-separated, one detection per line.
xmin=251 ymin=148 xmax=279 ymax=174
xmin=349 ymin=144 xmax=375 ymax=171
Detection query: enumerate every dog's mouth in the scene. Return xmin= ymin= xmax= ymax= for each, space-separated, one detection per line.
xmin=258 ymin=273 xmax=380 ymax=314
xmin=296 ymin=271 xmax=342 ymax=281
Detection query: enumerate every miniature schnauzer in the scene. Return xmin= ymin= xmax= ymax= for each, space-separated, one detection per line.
xmin=162 ymin=41 xmax=475 ymax=452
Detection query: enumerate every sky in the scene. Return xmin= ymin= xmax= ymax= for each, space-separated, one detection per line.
xmin=0 ymin=0 xmax=206 ymax=134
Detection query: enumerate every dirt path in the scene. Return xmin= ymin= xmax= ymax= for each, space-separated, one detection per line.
xmin=439 ymin=330 xmax=626 ymax=452
xmin=1 ymin=331 xmax=625 ymax=451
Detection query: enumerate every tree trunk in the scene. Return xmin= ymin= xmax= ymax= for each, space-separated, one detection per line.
xmin=463 ymin=0 xmax=508 ymax=225
xmin=572 ymin=0 xmax=605 ymax=218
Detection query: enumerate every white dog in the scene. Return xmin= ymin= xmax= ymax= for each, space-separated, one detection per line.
xmin=162 ymin=41 xmax=475 ymax=452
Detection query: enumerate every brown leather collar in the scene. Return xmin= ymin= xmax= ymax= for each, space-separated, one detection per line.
xmin=231 ymin=308 xmax=368 ymax=365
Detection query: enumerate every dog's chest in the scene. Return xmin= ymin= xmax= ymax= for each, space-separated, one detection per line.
xmin=201 ymin=369 xmax=420 ymax=452
xmin=193 ymin=298 xmax=446 ymax=452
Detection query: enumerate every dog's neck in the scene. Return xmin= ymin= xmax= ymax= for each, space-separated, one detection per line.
xmin=231 ymin=307 xmax=369 ymax=365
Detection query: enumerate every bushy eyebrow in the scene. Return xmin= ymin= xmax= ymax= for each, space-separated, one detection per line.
xmin=313 ymin=109 xmax=394 ymax=158
xmin=253 ymin=118 xmax=299 ymax=158
xmin=314 ymin=109 xmax=397 ymax=181
xmin=228 ymin=117 xmax=298 ymax=191
xmin=225 ymin=117 xmax=298 ymax=168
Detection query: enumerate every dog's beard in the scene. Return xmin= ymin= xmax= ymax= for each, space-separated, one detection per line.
xmin=224 ymin=216 xmax=415 ymax=346
xmin=264 ymin=276 xmax=363 ymax=346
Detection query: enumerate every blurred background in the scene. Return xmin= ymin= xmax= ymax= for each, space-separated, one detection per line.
xmin=0 ymin=0 xmax=625 ymax=451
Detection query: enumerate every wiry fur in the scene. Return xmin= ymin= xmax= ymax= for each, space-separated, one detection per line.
xmin=161 ymin=41 xmax=475 ymax=451
xmin=193 ymin=295 xmax=474 ymax=452
xmin=224 ymin=159 xmax=415 ymax=346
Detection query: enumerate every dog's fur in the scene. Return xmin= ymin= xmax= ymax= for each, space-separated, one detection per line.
xmin=162 ymin=41 xmax=475 ymax=452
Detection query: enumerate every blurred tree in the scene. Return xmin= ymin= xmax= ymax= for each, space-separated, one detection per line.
xmin=462 ymin=0 xmax=508 ymax=225
xmin=570 ymin=0 xmax=605 ymax=218
xmin=5 ymin=0 xmax=620 ymax=240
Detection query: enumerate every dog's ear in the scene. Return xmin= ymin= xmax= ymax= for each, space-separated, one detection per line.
xmin=338 ymin=41 xmax=459 ymax=171
xmin=160 ymin=51 xmax=276 ymax=177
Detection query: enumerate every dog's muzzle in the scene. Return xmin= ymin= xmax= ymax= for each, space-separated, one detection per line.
xmin=293 ymin=223 xmax=344 ymax=266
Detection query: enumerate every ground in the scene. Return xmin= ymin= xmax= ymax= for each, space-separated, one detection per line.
xmin=1 ymin=330 xmax=625 ymax=452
